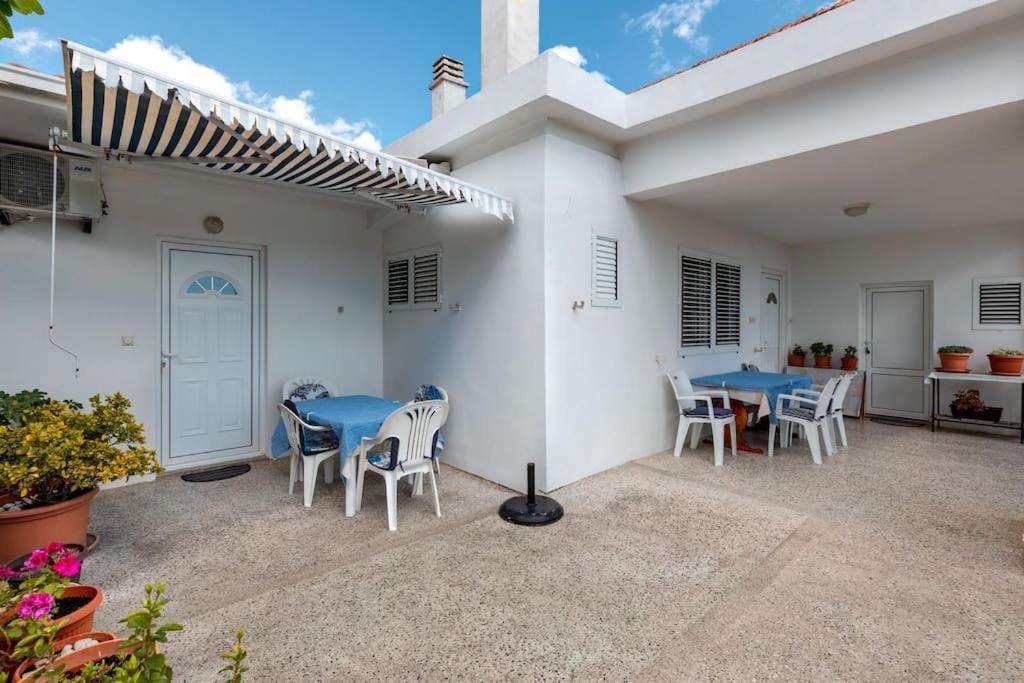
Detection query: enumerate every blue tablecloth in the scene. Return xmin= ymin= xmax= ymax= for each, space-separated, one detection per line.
xmin=271 ymin=395 xmax=403 ymax=468
xmin=690 ymin=371 xmax=813 ymax=423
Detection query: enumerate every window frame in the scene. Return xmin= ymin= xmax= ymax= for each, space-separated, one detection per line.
xmin=973 ymin=275 xmax=1023 ymax=331
xmin=678 ymin=248 xmax=742 ymax=357
xmin=591 ymin=231 xmax=621 ymax=308
xmin=385 ymin=245 xmax=443 ymax=313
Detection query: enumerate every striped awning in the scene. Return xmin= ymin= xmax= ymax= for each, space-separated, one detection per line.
xmin=60 ymin=41 xmax=514 ymax=221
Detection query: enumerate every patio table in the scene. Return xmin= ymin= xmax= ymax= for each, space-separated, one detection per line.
xmin=690 ymin=371 xmax=813 ymax=454
xmin=270 ymin=395 xmax=404 ymax=517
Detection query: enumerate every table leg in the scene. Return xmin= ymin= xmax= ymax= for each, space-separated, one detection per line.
xmin=705 ymin=400 xmax=763 ymax=454
xmin=343 ymin=454 xmax=358 ymax=517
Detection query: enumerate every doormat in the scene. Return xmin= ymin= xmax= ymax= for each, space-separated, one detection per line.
xmin=181 ymin=463 xmax=251 ymax=483
xmin=869 ymin=417 xmax=926 ymax=428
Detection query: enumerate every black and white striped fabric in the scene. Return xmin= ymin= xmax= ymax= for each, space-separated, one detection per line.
xmin=781 ymin=406 xmax=816 ymax=421
xmin=61 ymin=41 xmax=514 ymax=221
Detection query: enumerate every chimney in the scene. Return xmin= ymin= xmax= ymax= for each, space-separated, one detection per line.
xmin=481 ymin=0 xmax=539 ymax=88
xmin=430 ymin=55 xmax=469 ymax=119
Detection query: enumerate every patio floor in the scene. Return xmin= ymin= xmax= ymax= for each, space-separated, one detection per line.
xmin=85 ymin=420 xmax=1024 ymax=681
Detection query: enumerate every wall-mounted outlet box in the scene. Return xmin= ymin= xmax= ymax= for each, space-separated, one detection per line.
xmin=121 ymin=336 xmax=135 ymax=347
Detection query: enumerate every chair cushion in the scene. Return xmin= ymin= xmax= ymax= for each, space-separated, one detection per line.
xmin=782 ymin=406 xmax=816 ymax=421
xmin=301 ymin=429 xmax=338 ymax=455
xmin=414 ymin=384 xmax=444 ymax=402
xmin=290 ymin=383 xmax=331 ymax=401
xmin=684 ymin=406 xmax=733 ymax=418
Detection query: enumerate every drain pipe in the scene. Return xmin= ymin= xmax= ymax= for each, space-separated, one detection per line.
xmin=48 ymin=127 xmax=79 ymax=377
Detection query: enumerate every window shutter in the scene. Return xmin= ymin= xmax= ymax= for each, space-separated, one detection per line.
xmin=592 ymin=235 xmax=620 ymax=307
xmin=976 ymin=279 xmax=1022 ymax=329
xmin=681 ymin=254 xmax=712 ymax=348
xmin=714 ymin=261 xmax=742 ymax=346
xmin=413 ymin=252 xmax=440 ymax=306
xmin=386 ymin=258 xmax=410 ymax=308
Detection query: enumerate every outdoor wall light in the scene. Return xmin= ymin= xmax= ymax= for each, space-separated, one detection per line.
xmin=203 ymin=215 xmax=225 ymax=234
xmin=842 ymin=203 xmax=871 ymax=218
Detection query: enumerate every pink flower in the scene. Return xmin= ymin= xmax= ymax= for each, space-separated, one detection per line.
xmin=17 ymin=593 xmax=54 ymax=620
xmin=0 ymin=565 xmax=18 ymax=579
xmin=51 ymin=554 xmax=81 ymax=578
xmin=43 ymin=542 xmax=64 ymax=556
xmin=21 ymin=549 xmax=49 ymax=571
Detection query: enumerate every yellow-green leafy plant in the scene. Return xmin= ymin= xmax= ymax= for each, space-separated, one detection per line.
xmin=0 ymin=393 xmax=162 ymax=504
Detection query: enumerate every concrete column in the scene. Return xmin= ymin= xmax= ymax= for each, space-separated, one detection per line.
xmin=481 ymin=0 xmax=539 ymax=88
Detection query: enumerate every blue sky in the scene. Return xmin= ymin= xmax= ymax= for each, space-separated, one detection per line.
xmin=1 ymin=0 xmax=831 ymax=149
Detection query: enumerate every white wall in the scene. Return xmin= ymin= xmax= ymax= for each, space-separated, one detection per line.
xmin=542 ymin=127 xmax=792 ymax=490
xmin=790 ymin=221 xmax=1024 ymax=422
xmin=382 ymin=134 xmax=548 ymax=493
xmin=0 ymin=161 xmax=383 ymax=463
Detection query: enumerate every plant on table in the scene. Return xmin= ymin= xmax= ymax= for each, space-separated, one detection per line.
xmin=841 ymin=345 xmax=858 ymax=371
xmin=788 ymin=344 xmax=807 ymax=367
xmin=809 ymin=342 xmax=834 ymax=369
xmin=937 ymin=345 xmax=973 ymax=373
xmin=987 ymin=348 xmax=1024 ymax=376
xmin=0 ymin=393 xmax=162 ymax=559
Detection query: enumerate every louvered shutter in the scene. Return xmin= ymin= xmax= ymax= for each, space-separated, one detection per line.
xmin=714 ymin=261 xmax=742 ymax=347
xmin=592 ymin=235 xmax=620 ymax=307
xmin=681 ymin=254 xmax=712 ymax=348
xmin=413 ymin=252 xmax=440 ymax=307
xmin=975 ymin=278 xmax=1022 ymax=329
xmin=386 ymin=257 xmax=410 ymax=309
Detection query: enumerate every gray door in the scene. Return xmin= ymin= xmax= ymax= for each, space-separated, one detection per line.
xmin=760 ymin=272 xmax=783 ymax=372
xmin=864 ymin=284 xmax=931 ymax=419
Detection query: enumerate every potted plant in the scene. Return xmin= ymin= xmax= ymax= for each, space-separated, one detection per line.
xmin=788 ymin=345 xmax=807 ymax=367
xmin=987 ymin=348 xmax=1024 ymax=376
xmin=809 ymin=342 xmax=833 ymax=369
xmin=841 ymin=346 xmax=858 ymax=371
xmin=937 ymin=345 xmax=973 ymax=373
xmin=949 ymin=389 xmax=1003 ymax=422
xmin=0 ymin=393 xmax=162 ymax=562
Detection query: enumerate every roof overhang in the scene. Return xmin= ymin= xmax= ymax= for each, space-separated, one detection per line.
xmin=60 ymin=41 xmax=514 ymax=221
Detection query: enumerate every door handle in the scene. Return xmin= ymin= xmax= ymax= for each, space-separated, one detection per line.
xmin=161 ymin=351 xmax=177 ymax=358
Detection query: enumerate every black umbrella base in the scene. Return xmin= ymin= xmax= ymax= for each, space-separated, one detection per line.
xmin=499 ymin=494 xmax=564 ymax=526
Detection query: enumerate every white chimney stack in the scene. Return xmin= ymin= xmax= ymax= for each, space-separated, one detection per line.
xmin=481 ymin=0 xmax=539 ymax=88
xmin=430 ymin=55 xmax=469 ymax=119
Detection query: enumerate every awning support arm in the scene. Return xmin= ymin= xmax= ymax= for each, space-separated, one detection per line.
xmin=48 ymin=127 xmax=80 ymax=378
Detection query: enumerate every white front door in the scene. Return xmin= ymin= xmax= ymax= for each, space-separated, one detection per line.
xmin=760 ymin=272 xmax=783 ymax=372
xmin=161 ymin=243 xmax=261 ymax=466
xmin=864 ymin=284 xmax=931 ymax=419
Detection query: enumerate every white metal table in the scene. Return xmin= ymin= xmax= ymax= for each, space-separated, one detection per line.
xmin=924 ymin=371 xmax=1024 ymax=443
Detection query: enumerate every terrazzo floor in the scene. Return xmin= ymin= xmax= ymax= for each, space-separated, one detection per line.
xmin=85 ymin=419 xmax=1024 ymax=681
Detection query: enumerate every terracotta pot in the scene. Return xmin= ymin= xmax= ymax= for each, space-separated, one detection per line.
xmin=988 ymin=354 xmax=1024 ymax=376
xmin=814 ymin=354 xmax=832 ymax=369
xmin=12 ymin=631 xmax=117 ymax=682
xmin=938 ymin=352 xmax=971 ymax=372
xmin=841 ymin=356 xmax=858 ymax=371
xmin=53 ymin=585 xmax=103 ymax=640
xmin=0 ymin=488 xmax=97 ymax=563
xmin=788 ymin=354 xmax=805 ymax=367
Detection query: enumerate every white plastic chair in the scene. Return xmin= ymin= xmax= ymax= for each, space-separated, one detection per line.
xmin=282 ymin=376 xmax=339 ymax=401
xmin=355 ymin=400 xmax=449 ymax=531
xmin=410 ymin=385 xmax=449 ymax=476
xmin=666 ymin=370 xmax=737 ymax=467
xmin=792 ymin=372 xmax=855 ymax=452
xmin=278 ymin=402 xmax=338 ymax=507
xmin=768 ymin=375 xmax=841 ymax=464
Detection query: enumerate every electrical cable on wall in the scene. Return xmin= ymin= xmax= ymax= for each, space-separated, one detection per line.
xmin=48 ymin=127 xmax=80 ymax=377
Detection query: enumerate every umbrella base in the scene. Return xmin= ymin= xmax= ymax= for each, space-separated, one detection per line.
xmin=499 ymin=495 xmax=564 ymax=526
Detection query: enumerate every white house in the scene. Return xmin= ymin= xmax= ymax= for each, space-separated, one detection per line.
xmin=1 ymin=0 xmax=1022 ymax=494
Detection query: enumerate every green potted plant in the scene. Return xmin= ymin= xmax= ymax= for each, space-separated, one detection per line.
xmin=809 ymin=342 xmax=833 ymax=369
xmin=937 ymin=345 xmax=973 ymax=373
xmin=987 ymin=348 xmax=1024 ymax=376
xmin=949 ymin=389 xmax=1002 ymax=422
xmin=0 ymin=393 xmax=163 ymax=562
xmin=788 ymin=345 xmax=807 ymax=367
xmin=841 ymin=346 xmax=858 ymax=371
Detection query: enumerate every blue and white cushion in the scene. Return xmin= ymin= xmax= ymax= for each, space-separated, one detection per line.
xmin=781 ymin=406 xmax=816 ymax=421
xmin=290 ymin=383 xmax=331 ymax=401
xmin=413 ymin=384 xmax=444 ymax=402
xmin=684 ymin=406 xmax=733 ymax=418
xmin=301 ymin=429 xmax=339 ymax=455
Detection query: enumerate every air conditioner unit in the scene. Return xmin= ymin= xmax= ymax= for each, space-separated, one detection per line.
xmin=0 ymin=143 xmax=102 ymax=221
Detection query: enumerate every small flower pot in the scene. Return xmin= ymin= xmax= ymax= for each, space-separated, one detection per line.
xmin=814 ymin=354 xmax=832 ymax=369
xmin=937 ymin=352 xmax=971 ymax=373
xmin=5 ymin=543 xmax=90 ymax=585
xmin=841 ymin=356 xmax=858 ymax=371
xmin=788 ymin=354 xmax=805 ymax=367
xmin=12 ymin=631 xmax=118 ymax=682
xmin=950 ymin=405 xmax=1003 ymax=422
xmin=53 ymin=585 xmax=104 ymax=640
xmin=988 ymin=354 xmax=1024 ymax=376
xmin=0 ymin=488 xmax=97 ymax=564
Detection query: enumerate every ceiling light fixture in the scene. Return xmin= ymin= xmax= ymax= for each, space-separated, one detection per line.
xmin=843 ymin=203 xmax=871 ymax=218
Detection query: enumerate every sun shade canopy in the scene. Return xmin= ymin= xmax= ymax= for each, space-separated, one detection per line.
xmin=61 ymin=41 xmax=514 ymax=221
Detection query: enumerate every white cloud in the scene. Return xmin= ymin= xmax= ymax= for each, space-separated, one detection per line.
xmin=627 ymin=0 xmax=720 ymax=74
xmin=546 ymin=45 xmax=611 ymax=83
xmin=1 ymin=28 xmax=57 ymax=57
xmin=105 ymin=35 xmax=381 ymax=151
